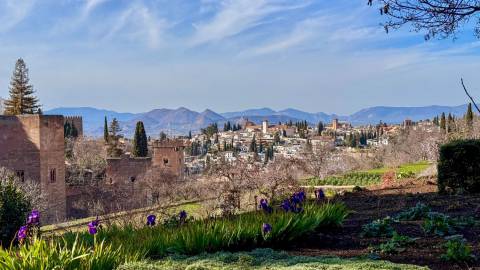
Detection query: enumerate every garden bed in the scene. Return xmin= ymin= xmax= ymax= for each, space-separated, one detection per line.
xmin=289 ymin=179 xmax=480 ymax=270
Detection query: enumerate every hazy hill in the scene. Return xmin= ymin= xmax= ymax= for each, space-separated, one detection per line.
xmin=44 ymin=104 xmax=469 ymax=137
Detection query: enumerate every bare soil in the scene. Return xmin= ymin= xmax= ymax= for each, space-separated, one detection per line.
xmin=288 ymin=179 xmax=480 ymax=270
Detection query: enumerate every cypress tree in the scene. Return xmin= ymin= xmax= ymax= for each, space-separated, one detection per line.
xmin=133 ymin=121 xmax=148 ymax=157
xmin=104 ymin=116 xmax=109 ymax=142
xmin=466 ymin=103 xmax=474 ymax=127
xmin=440 ymin=112 xmax=446 ymax=131
xmin=4 ymin=58 xmax=41 ymax=115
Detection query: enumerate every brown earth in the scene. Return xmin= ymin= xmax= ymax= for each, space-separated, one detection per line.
xmin=288 ymin=179 xmax=480 ymax=270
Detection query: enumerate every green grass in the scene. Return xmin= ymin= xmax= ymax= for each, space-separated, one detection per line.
xmin=0 ymin=202 xmax=349 ymax=270
xmin=118 ymin=248 xmax=428 ymax=270
xmin=304 ymin=161 xmax=431 ymax=187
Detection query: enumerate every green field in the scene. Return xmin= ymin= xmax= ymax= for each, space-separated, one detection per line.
xmin=118 ymin=248 xmax=427 ymax=270
xmin=305 ymin=161 xmax=431 ymax=187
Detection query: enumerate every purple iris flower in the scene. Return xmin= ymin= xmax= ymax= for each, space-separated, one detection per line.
xmin=27 ymin=210 xmax=40 ymax=225
xmin=88 ymin=218 xmax=100 ymax=235
xmin=259 ymin=199 xmax=272 ymax=214
xmin=262 ymin=223 xmax=272 ymax=234
xmin=179 ymin=210 xmax=187 ymax=220
xmin=17 ymin=225 xmax=28 ymax=242
xmin=281 ymin=199 xmax=291 ymax=212
xmin=147 ymin=214 xmax=156 ymax=226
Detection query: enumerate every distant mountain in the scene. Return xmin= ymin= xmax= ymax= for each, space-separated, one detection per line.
xmin=44 ymin=107 xmax=136 ymax=135
xmin=347 ymin=105 xmax=468 ymax=125
xmin=43 ymin=104 xmax=469 ymax=137
xmin=221 ymin=108 xmax=276 ymax=119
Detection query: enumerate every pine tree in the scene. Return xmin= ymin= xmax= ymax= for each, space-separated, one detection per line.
xmin=466 ymin=103 xmax=474 ymax=127
xmin=188 ymin=131 xmax=192 ymax=139
xmin=4 ymin=58 xmax=41 ymax=115
xmin=104 ymin=116 xmax=109 ymax=142
xmin=440 ymin=112 xmax=446 ymax=131
xmin=133 ymin=121 xmax=148 ymax=157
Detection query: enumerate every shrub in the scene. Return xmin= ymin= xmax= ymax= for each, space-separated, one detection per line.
xmin=422 ymin=212 xmax=474 ymax=237
xmin=438 ymin=139 xmax=480 ymax=194
xmin=361 ymin=217 xmax=395 ymax=238
xmin=0 ymin=178 xmax=31 ymax=247
xmin=395 ymin=203 xmax=431 ymax=221
xmin=441 ymin=235 xmax=475 ymax=263
xmin=374 ymin=232 xmax=417 ymax=255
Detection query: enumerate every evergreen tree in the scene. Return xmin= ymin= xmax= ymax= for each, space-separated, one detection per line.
xmin=132 ymin=121 xmax=148 ymax=157
xmin=317 ymin=121 xmax=324 ymax=135
xmin=249 ymin=134 xmax=257 ymax=152
xmin=466 ymin=103 xmax=474 ymax=127
xmin=109 ymin=118 xmax=121 ymax=140
xmin=4 ymin=58 xmax=41 ymax=115
xmin=159 ymin=131 xmax=167 ymax=141
xmin=440 ymin=112 xmax=446 ymax=131
xmin=447 ymin=113 xmax=454 ymax=133
xmin=188 ymin=130 xmax=192 ymax=139
xmin=104 ymin=116 xmax=109 ymax=142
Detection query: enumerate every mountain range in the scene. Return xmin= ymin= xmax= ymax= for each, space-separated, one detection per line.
xmin=42 ymin=104 xmax=468 ymax=137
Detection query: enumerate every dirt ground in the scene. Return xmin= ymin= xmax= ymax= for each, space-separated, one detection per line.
xmin=289 ymin=179 xmax=480 ymax=270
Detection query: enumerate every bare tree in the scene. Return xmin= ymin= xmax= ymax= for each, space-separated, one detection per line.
xmin=66 ymin=137 xmax=107 ymax=185
xmin=205 ymin=158 xmax=258 ymax=216
xmin=368 ymin=0 xmax=480 ymax=40
xmin=248 ymin=157 xmax=301 ymax=202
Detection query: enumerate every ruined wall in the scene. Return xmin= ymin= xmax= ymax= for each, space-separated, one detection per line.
xmin=0 ymin=115 xmax=66 ymax=224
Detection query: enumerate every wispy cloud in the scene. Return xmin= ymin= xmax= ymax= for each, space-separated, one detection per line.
xmin=84 ymin=0 xmax=109 ymax=16
xmin=0 ymin=0 xmax=36 ymax=32
xmin=190 ymin=0 xmax=310 ymax=46
xmin=103 ymin=3 xmax=168 ymax=49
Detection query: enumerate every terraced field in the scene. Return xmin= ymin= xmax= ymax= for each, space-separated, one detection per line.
xmin=305 ymin=162 xmax=430 ymax=187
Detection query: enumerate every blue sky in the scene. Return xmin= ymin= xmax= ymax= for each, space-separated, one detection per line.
xmin=0 ymin=0 xmax=480 ymax=115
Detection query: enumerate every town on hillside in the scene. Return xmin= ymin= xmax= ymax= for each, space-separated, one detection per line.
xmin=1 ymin=1 xmax=480 ymax=269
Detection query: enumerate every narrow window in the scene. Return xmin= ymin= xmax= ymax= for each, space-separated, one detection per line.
xmin=50 ymin=169 xmax=56 ymax=183
xmin=163 ymin=158 xmax=169 ymax=165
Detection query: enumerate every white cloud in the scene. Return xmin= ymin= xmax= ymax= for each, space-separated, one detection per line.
xmin=84 ymin=0 xmax=109 ymax=16
xmin=190 ymin=0 xmax=310 ymax=46
xmin=0 ymin=0 xmax=36 ymax=32
xmin=103 ymin=3 xmax=168 ymax=48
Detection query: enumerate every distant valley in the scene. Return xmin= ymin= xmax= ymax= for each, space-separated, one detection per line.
xmin=43 ymin=104 xmax=468 ymax=137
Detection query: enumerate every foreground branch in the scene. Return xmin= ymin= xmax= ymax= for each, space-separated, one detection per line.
xmin=461 ymin=78 xmax=480 ymax=114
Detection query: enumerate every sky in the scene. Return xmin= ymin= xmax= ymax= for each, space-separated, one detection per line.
xmin=0 ymin=0 xmax=480 ymax=115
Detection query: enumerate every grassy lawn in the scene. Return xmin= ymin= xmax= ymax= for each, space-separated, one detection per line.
xmin=118 ymin=248 xmax=428 ymax=270
xmin=304 ymin=161 xmax=431 ymax=187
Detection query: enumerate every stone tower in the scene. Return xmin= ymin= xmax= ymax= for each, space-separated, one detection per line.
xmin=151 ymin=139 xmax=185 ymax=177
xmin=0 ymin=115 xmax=66 ymax=224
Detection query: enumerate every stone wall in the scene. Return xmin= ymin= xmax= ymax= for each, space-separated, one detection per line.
xmin=0 ymin=115 xmax=66 ymax=224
